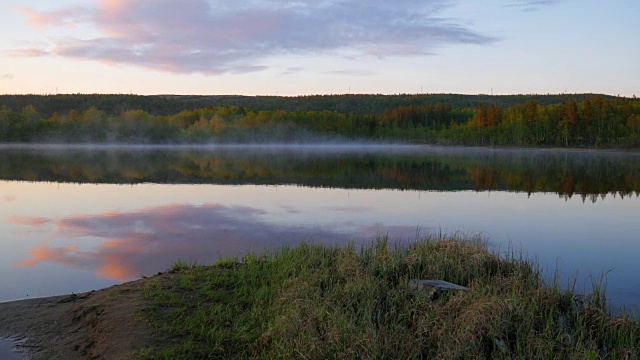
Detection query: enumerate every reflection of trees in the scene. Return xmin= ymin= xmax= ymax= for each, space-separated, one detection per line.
xmin=0 ymin=148 xmax=638 ymax=201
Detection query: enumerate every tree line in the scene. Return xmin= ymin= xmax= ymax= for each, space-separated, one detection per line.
xmin=1 ymin=95 xmax=639 ymax=147
xmin=450 ymin=97 xmax=640 ymax=147
xmin=0 ymin=93 xmax=616 ymax=117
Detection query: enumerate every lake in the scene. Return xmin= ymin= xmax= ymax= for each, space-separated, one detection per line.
xmin=0 ymin=144 xmax=638 ymax=313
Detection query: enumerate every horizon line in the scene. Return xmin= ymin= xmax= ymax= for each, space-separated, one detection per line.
xmin=0 ymin=92 xmax=636 ymax=99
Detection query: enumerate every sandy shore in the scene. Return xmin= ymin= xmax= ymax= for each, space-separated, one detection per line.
xmin=0 ymin=275 xmax=170 ymax=359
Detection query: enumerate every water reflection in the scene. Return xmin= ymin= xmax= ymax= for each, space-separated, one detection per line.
xmin=12 ymin=203 xmax=416 ymax=281
xmin=1 ymin=146 xmax=639 ymax=310
xmin=0 ymin=145 xmax=638 ymax=200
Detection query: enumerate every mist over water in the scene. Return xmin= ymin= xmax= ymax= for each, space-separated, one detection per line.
xmin=0 ymin=145 xmax=638 ymax=314
xmin=1 ymin=144 xmax=638 ymax=198
xmin=0 ymin=142 xmax=420 ymax=152
xmin=0 ymin=141 xmax=633 ymax=155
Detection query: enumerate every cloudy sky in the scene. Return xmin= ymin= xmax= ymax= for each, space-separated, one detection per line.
xmin=0 ymin=0 xmax=638 ymax=96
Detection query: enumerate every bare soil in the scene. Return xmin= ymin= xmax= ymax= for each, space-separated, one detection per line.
xmin=0 ymin=274 xmax=172 ymax=359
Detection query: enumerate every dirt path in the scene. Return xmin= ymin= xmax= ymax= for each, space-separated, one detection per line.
xmin=0 ymin=275 xmax=170 ymax=359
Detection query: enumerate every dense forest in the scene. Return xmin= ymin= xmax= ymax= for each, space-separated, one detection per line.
xmin=1 ymin=94 xmax=639 ymax=147
xmin=0 ymin=93 xmax=619 ymax=117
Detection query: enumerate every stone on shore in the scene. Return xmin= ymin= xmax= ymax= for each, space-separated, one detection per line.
xmin=408 ymin=279 xmax=469 ymax=299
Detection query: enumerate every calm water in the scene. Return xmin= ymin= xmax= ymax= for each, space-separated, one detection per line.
xmin=0 ymin=145 xmax=638 ymax=312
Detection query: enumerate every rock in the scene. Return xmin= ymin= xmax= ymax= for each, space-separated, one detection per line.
xmin=55 ymin=292 xmax=92 ymax=304
xmin=493 ymin=338 xmax=510 ymax=355
xmin=408 ymin=279 xmax=469 ymax=299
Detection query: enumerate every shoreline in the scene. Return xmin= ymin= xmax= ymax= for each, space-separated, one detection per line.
xmin=0 ymin=338 xmax=22 ymax=360
xmin=0 ymin=275 xmax=166 ymax=360
xmin=0 ymin=142 xmax=639 ymax=154
xmin=0 ymin=294 xmax=81 ymax=306
xmin=2 ymin=238 xmax=639 ymax=358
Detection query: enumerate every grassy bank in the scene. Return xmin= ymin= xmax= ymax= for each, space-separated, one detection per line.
xmin=139 ymin=236 xmax=639 ymax=359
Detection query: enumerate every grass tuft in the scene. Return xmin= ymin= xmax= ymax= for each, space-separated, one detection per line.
xmin=139 ymin=235 xmax=640 ymax=359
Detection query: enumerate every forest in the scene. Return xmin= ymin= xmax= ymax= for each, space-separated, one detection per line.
xmin=1 ymin=94 xmax=639 ymax=147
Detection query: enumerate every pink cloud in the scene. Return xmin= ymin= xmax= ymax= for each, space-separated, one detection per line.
xmin=15 ymin=242 xmax=82 ymax=267
xmin=13 ymin=203 xmax=355 ymax=281
xmin=12 ymin=5 xmax=92 ymax=29
xmin=12 ymin=201 xmax=425 ymax=281
xmin=6 ymin=48 xmax=49 ymax=57
xmin=12 ymin=6 xmax=51 ymax=28
xmin=11 ymin=216 xmax=51 ymax=227
xmin=11 ymin=0 xmax=496 ymax=74
xmin=96 ymin=253 xmax=137 ymax=280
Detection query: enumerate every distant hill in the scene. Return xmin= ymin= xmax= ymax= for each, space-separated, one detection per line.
xmin=0 ymin=93 xmax=632 ymax=117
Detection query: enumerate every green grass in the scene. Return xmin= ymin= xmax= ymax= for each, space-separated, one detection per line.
xmin=139 ymin=235 xmax=639 ymax=359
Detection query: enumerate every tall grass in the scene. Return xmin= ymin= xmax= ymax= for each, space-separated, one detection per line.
xmin=139 ymin=235 xmax=639 ymax=359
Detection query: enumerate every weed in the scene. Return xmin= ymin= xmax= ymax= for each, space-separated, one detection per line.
xmin=139 ymin=235 xmax=640 ymax=359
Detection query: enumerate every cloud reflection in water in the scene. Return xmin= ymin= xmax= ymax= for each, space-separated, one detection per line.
xmin=13 ymin=203 xmax=378 ymax=281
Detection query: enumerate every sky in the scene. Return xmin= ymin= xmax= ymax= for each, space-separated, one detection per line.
xmin=0 ymin=0 xmax=638 ymax=96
